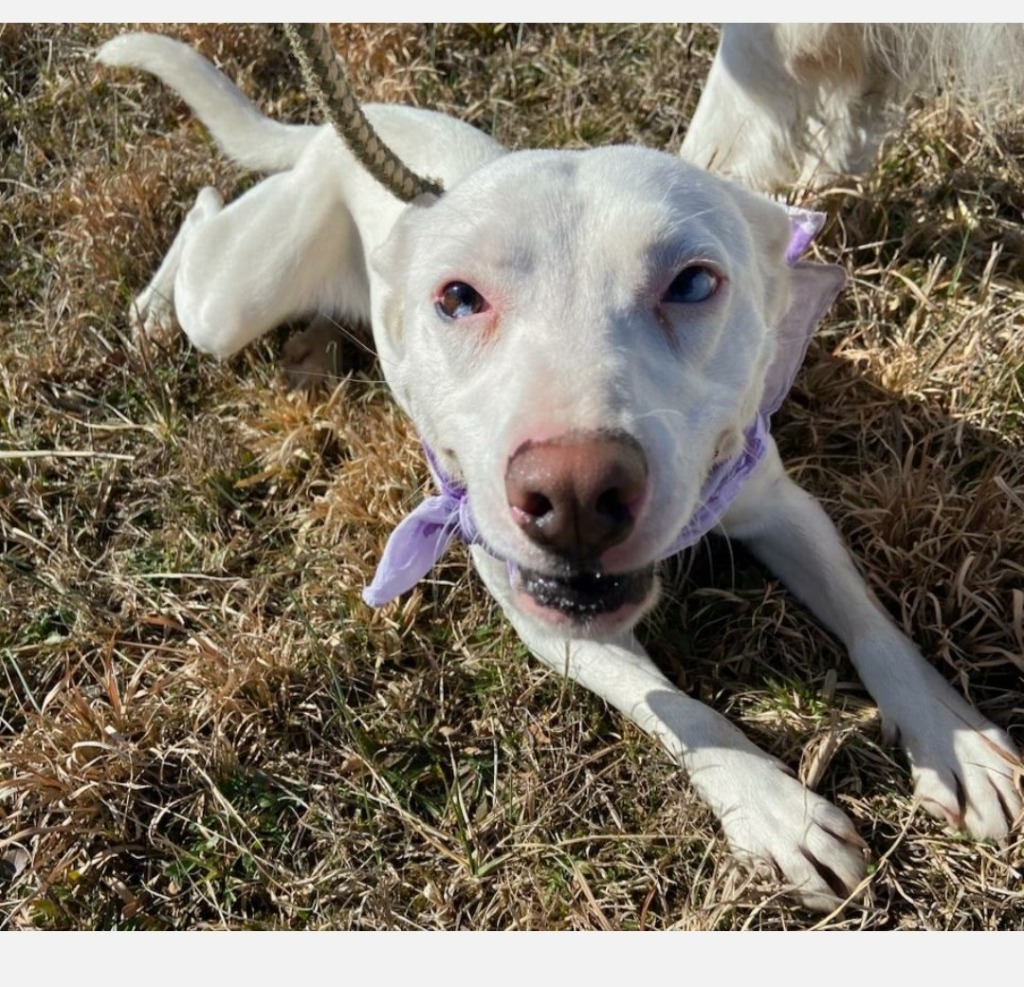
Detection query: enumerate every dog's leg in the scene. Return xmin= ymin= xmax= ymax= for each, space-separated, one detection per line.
xmin=680 ymin=25 xmax=892 ymax=191
xmin=723 ymin=442 xmax=1022 ymax=839
xmin=132 ymin=185 xmax=223 ymax=339
xmin=134 ymin=130 xmax=381 ymax=359
xmin=470 ymin=547 xmax=868 ymax=911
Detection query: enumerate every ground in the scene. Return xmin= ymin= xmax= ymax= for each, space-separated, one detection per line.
xmin=1 ymin=23 xmax=1023 ymax=930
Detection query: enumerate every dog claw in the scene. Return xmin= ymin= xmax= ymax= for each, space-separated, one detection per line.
xmin=799 ymin=845 xmax=853 ymax=900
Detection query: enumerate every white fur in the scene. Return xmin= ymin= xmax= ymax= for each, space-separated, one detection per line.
xmin=681 ymin=24 xmax=1024 ymax=190
xmin=99 ymin=32 xmax=1022 ymax=911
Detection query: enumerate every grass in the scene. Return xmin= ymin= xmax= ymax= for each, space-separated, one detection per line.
xmin=1 ymin=23 xmax=1023 ymax=930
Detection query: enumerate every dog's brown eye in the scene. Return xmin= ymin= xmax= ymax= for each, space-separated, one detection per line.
xmin=663 ymin=265 xmax=720 ymax=304
xmin=437 ymin=281 xmax=487 ymax=320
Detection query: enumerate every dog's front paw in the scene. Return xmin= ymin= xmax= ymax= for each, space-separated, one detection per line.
xmin=882 ymin=680 xmax=1022 ymax=840
xmin=717 ymin=759 xmax=868 ymax=911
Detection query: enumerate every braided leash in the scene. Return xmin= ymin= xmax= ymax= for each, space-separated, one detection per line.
xmin=283 ymin=23 xmax=444 ymax=201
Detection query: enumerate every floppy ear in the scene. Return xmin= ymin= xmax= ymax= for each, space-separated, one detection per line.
xmin=761 ymin=261 xmax=845 ymax=416
xmin=367 ymin=193 xmax=440 ymax=396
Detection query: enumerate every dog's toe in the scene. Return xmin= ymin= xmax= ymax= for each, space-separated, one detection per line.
xmin=910 ymin=727 xmax=1022 ymax=841
xmin=721 ymin=761 xmax=868 ymax=911
xmin=777 ymin=805 xmax=867 ymax=911
xmin=879 ymin=675 xmax=1022 ymax=842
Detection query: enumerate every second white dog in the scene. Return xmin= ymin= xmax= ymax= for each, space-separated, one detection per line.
xmin=99 ymin=32 xmax=1022 ymax=910
xmin=681 ymin=24 xmax=1024 ymax=190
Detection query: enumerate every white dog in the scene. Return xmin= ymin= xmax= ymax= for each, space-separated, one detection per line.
xmin=681 ymin=24 xmax=1024 ymax=190
xmin=98 ymin=32 xmax=1022 ymax=911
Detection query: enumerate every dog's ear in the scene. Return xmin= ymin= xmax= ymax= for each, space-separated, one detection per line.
xmin=368 ymin=194 xmax=441 ymax=370
xmin=761 ymin=261 xmax=845 ymax=416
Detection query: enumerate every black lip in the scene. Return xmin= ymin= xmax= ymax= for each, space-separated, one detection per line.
xmin=517 ymin=565 xmax=655 ymax=618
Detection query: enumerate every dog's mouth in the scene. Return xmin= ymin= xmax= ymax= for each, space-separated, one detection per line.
xmin=511 ymin=562 xmax=657 ymax=633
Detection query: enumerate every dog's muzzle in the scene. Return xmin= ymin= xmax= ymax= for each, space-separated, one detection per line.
xmin=361 ymin=418 xmax=770 ymax=610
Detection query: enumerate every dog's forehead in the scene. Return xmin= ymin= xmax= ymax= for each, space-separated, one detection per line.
xmin=423 ymin=147 xmax=768 ymax=268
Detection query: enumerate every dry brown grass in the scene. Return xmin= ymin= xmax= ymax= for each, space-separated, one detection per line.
xmin=1 ymin=23 xmax=1023 ymax=930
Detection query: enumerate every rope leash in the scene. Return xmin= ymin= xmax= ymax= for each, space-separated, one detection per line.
xmin=282 ymin=23 xmax=444 ymax=202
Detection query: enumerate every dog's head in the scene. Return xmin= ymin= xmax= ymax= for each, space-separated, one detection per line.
xmin=369 ymin=147 xmax=842 ymax=637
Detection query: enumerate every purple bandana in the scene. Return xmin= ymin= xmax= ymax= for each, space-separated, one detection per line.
xmin=363 ymin=206 xmax=827 ymax=607
xmin=362 ymin=446 xmax=477 ymax=607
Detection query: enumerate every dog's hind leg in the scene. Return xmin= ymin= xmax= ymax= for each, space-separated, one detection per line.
xmin=722 ymin=442 xmax=1023 ymax=840
xmin=680 ymin=25 xmax=892 ymax=191
xmin=132 ymin=185 xmax=223 ymax=340
xmin=145 ymin=129 xmax=382 ymax=360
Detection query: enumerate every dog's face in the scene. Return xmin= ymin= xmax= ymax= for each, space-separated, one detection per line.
xmin=371 ymin=147 xmax=839 ymax=636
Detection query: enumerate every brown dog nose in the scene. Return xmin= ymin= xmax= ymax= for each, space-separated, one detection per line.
xmin=505 ymin=431 xmax=647 ymax=562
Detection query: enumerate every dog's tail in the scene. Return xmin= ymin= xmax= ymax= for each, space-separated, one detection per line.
xmin=97 ymin=32 xmax=315 ymax=173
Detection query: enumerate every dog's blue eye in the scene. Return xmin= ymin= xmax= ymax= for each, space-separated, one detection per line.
xmin=437 ymin=281 xmax=486 ymax=319
xmin=663 ymin=266 xmax=720 ymax=304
